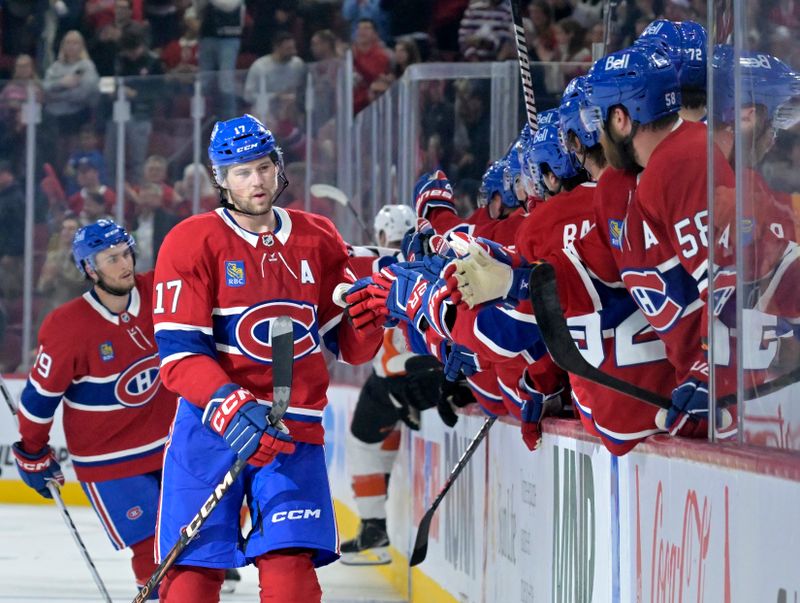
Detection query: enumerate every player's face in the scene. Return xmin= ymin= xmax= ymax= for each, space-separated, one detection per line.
xmin=225 ymin=156 xmax=279 ymax=216
xmin=92 ymin=245 xmax=135 ymax=293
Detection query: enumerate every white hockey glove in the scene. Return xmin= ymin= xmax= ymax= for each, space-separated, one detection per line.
xmin=450 ymin=242 xmax=513 ymax=308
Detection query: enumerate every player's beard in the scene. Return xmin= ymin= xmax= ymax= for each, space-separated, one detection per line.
xmin=96 ymin=273 xmax=135 ymax=297
xmin=601 ymin=124 xmax=641 ymax=172
xmin=227 ymin=189 xmax=275 ymax=216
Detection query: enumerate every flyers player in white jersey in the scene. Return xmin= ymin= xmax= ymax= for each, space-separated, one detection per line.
xmin=151 ymin=114 xmax=382 ymax=602
xmin=14 ymin=219 xmax=175 ymax=599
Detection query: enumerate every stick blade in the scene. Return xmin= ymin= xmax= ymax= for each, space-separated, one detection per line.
xmin=310 ymin=183 xmax=348 ymax=207
xmin=269 ymin=316 xmax=294 ymax=425
xmin=409 ymin=509 xmax=435 ymax=566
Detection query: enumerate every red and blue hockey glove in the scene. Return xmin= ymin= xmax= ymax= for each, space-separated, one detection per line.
xmin=12 ymin=442 xmax=65 ymax=499
xmin=665 ymin=376 xmax=709 ymax=436
xmin=518 ymin=376 xmax=563 ymax=452
xmin=439 ymin=341 xmax=480 ymax=382
xmin=344 ymin=276 xmax=398 ymax=331
xmin=414 ymin=170 xmax=455 ymax=220
xmin=203 ymin=384 xmax=296 ymax=467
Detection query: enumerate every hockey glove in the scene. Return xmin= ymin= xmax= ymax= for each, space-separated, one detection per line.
xmin=12 ymin=442 xmax=65 ymax=499
xmin=414 ymin=170 xmax=456 ymax=220
xmin=404 ymin=355 xmax=444 ymax=413
xmin=344 ymin=276 xmax=398 ymax=331
xmin=203 ymin=384 xmax=296 ymax=467
xmin=436 ymin=376 xmax=476 ymax=427
xmin=441 ymin=341 xmax=480 ymax=381
xmin=518 ymin=377 xmax=563 ymax=452
xmin=664 ymin=376 xmax=709 ymax=436
xmin=449 ymin=242 xmax=530 ymax=308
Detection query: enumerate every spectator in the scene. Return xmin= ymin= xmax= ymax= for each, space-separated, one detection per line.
xmin=197 ymin=0 xmax=244 ymax=120
xmin=540 ymin=18 xmax=592 ymax=93
xmin=420 ymin=79 xmax=455 ymax=172
xmin=393 ymin=37 xmax=420 ymax=78
xmin=431 ymin=0 xmax=469 ymax=61
xmin=0 ymin=161 xmax=25 ymax=300
xmin=41 ymin=30 xmax=100 ymax=173
xmin=243 ymin=31 xmax=307 ymax=109
xmin=342 ymin=0 xmax=391 ymax=46
xmin=160 ymin=6 xmax=201 ymax=73
xmin=36 ymin=212 xmax=87 ymax=320
xmin=280 ymin=161 xmax=335 ymax=219
xmin=380 ymin=0 xmax=433 ymax=50
xmin=453 ymin=177 xmax=480 ymax=218
xmin=86 ymin=0 xmax=135 ymax=76
xmin=130 ymin=182 xmax=180 ymax=271
xmin=106 ymin=24 xmax=164 ymax=185
xmin=458 ymin=0 xmax=514 ymax=62
xmin=664 ymin=0 xmax=692 ymax=21
xmin=308 ymin=29 xmax=341 ymax=132
xmin=143 ymin=0 xmax=181 ymax=48
xmin=79 ymin=190 xmax=115 ymax=225
xmin=67 ymin=156 xmax=116 ymax=215
xmin=0 ymin=55 xmax=42 ymax=172
xmin=270 ymin=93 xmax=306 ymax=164
xmin=173 ymin=162 xmax=217 ymax=212
xmin=453 ymin=80 xmax=490 ymax=181
xmin=63 ymin=125 xmax=108 ymax=195
xmin=525 ymin=0 xmax=557 ymax=61
xmin=352 ymin=18 xmax=392 ymax=114
xmin=128 ymin=154 xmax=186 ymax=217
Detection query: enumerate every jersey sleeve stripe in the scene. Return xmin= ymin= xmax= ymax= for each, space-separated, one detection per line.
xmin=27 ymin=376 xmax=64 ymax=398
xmin=155 ymin=330 xmax=218 ymax=362
xmin=17 ymin=400 xmax=55 ymax=424
xmin=154 ymin=322 xmax=214 ymax=335
xmin=465 ymin=376 xmax=503 ymax=401
xmin=497 ymin=378 xmax=524 ymax=408
xmin=72 ymin=373 xmax=119 ymax=385
xmin=563 ymin=248 xmax=603 ymax=312
xmin=160 ymin=351 xmax=200 ymax=367
xmin=64 ymin=397 xmax=125 ymax=412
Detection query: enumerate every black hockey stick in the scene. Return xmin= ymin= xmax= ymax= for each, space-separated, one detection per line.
xmin=0 ymin=376 xmax=114 ymax=603
xmin=529 ymin=263 xmax=800 ymax=409
xmin=133 ymin=315 xmax=295 ymax=603
xmin=510 ymin=0 xmax=539 ymax=132
xmin=529 ymin=263 xmax=673 ymax=409
xmin=409 ymin=415 xmax=497 ymax=566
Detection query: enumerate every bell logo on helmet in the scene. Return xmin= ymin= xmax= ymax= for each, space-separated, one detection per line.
xmin=741 ymin=54 xmax=772 ymax=69
xmin=643 ymin=22 xmax=664 ymax=36
xmin=605 ymin=53 xmax=630 ymax=71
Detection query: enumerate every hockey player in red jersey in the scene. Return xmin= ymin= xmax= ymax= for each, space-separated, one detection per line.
xmin=13 ymin=219 xmax=175 ymax=598
xmin=151 ymin=114 xmax=382 ymax=603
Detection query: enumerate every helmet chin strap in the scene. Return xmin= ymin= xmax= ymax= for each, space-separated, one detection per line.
xmin=220 ymin=172 xmax=289 ymax=216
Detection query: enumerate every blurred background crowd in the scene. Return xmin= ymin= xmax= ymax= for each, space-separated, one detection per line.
xmin=0 ymin=0 xmax=797 ymax=373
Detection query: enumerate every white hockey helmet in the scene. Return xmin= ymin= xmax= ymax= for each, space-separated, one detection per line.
xmin=373 ymin=204 xmax=415 ymax=244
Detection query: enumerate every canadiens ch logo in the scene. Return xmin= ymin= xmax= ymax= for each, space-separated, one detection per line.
xmin=99 ymin=342 xmax=114 ymax=362
xmin=621 ymin=270 xmax=682 ymax=332
xmin=235 ymin=301 xmax=318 ymax=363
xmin=126 ymin=506 xmax=143 ymax=520
xmin=114 ymin=353 xmax=162 ymax=407
xmin=225 ymin=261 xmax=246 ymax=287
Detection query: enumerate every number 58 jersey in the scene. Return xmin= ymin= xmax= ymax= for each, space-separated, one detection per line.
xmin=153 ymin=207 xmax=379 ymax=445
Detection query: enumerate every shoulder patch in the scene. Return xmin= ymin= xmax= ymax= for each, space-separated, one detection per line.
xmin=99 ymin=341 xmax=114 ymax=362
xmin=225 ymin=261 xmax=246 ymax=287
xmin=609 ymin=219 xmax=623 ymax=250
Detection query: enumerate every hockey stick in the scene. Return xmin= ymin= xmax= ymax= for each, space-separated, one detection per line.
xmin=132 ymin=315 xmax=295 ymax=603
xmin=409 ymin=415 xmax=497 ymax=567
xmin=529 ymin=262 xmax=800 ymax=409
xmin=0 ymin=376 xmax=113 ymax=603
xmin=510 ymin=0 xmax=539 ymax=132
xmin=310 ymin=183 xmax=371 ymax=241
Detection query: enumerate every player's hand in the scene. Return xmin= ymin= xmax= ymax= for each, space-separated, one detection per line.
xmin=519 ymin=376 xmax=562 ymax=452
xmin=12 ymin=442 xmax=65 ymax=498
xmin=441 ymin=342 xmax=480 ymax=381
xmin=344 ymin=276 xmax=396 ymax=331
xmin=414 ymin=170 xmax=455 ymax=220
xmin=664 ymin=376 xmax=709 ymax=436
xmin=203 ymin=384 xmax=296 ymax=467
xmin=450 ymin=242 xmax=514 ymax=308
xmin=436 ymin=376 xmax=476 ymax=427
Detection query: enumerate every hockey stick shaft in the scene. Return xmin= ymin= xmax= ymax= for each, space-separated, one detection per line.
xmin=0 ymin=377 xmax=113 ymax=603
xmin=529 ymin=263 xmax=800 ymax=409
xmin=510 ymin=0 xmax=539 ymax=131
xmin=133 ymin=316 xmax=295 ymax=603
xmin=409 ymin=415 xmax=496 ymax=566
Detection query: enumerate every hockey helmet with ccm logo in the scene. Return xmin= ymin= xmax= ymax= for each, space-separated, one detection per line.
xmin=72 ymin=219 xmax=136 ymax=277
xmin=208 ymin=114 xmax=283 ymax=185
xmin=583 ymin=45 xmax=681 ymax=131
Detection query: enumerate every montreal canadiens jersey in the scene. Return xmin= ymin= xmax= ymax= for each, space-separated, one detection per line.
xmin=18 ymin=273 xmax=175 ymax=482
xmin=153 ymin=207 xmax=382 ymax=445
xmin=427 ymin=206 xmax=527 ymax=247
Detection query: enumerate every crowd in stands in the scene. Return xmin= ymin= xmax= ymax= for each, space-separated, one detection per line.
xmin=0 ymin=0 xmax=796 ymax=373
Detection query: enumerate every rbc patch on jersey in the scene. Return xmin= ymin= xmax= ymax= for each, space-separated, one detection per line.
xmin=99 ymin=342 xmax=114 ymax=362
xmin=225 ymin=261 xmax=246 ymax=287
xmin=609 ymin=219 xmax=624 ymax=250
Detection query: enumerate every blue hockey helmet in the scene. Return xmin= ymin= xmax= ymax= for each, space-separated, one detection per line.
xmin=635 ymin=19 xmax=707 ymax=91
xmin=559 ymin=76 xmax=600 ymax=149
xmin=583 ymin=46 xmax=681 ymax=131
xmin=72 ymin=219 xmax=136 ymax=277
xmin=525 ymin=121 xmax=581 ymax=183
xmin=478 ymin=160 xmax=516 ymax=209
xmin=712 ymin=45 xmax=800 ymax=129
xmin=208 ymin=114 xmax=281 ymax=184
xmin=518 ymin=109 xmax=567 ymax=195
